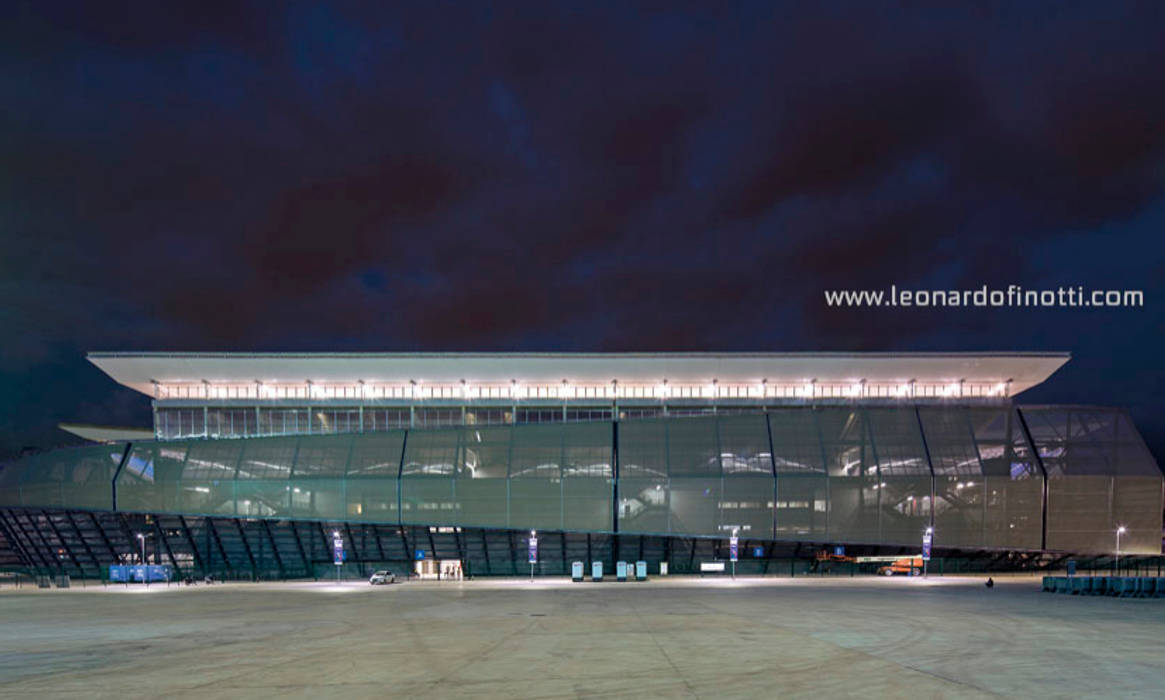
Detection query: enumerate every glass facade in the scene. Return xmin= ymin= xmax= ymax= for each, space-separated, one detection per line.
xmin=154 ymin=403 xmax=753 ymax=439
xmin=2 ymin=407 xmax=1160 ymax=553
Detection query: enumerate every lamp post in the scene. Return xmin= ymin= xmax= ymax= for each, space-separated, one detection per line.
xmin=1115 ymin=526 xmax=1127 ymax=576
xmin=136 ymin=533 xmax=148 ymax=587
xmin=730 ymin=528 xmax=739 ymax=580
xmin=922 ymin=527 xmax=933 ymax=579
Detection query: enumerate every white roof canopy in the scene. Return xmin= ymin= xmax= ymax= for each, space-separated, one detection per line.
xmin=89 ymin=351 xmax=1069 ymax=398
xmin=58 ymin=423 xmax=155 ymax=443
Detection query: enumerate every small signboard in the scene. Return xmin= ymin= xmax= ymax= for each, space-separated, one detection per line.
xmin=528 ymin=536 xmax=538 ymax=564
xmin=753 ymin=546 xmax=764 ymax=558
xmin=415 ymin=549 xmax=426 ymax=561
xmin=834 ymin=545 xmax=846 ymax=557
xmin=333 ymin=534 xmax=344 ymax=566
xmin=109 ymin=564 xmax=171 ymax=583
xmin=729 ymin=535 xmax=739 ymax=562
xmin=922 ymin=532 xmax=932 ymax=562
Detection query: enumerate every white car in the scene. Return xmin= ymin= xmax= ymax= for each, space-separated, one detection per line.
xmin=369 ymin=570 xmax=396 ymax=585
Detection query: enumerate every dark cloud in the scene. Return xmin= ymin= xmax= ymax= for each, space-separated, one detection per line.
xmin=1 ymin=1 xmax=1163 ymax=461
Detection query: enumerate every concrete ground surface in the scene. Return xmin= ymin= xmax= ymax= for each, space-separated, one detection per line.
xmin=0 ymin=574 xmax=1162 ymax=699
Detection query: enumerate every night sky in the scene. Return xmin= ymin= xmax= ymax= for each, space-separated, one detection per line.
xmin=2 ymin=3 xmax=1163 ymax=462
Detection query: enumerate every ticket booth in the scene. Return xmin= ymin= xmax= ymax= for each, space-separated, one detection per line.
xmin=414 ymin=559 xmax=463 ymax=580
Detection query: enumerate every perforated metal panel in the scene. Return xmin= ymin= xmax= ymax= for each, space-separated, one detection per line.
xmin=0 ymin=445 xmax=124 ymax=511
xmin=1 ymin=405 xmax=1158 ymax=553
xmin=1026 ymin=407 xmax=1163 ymax=554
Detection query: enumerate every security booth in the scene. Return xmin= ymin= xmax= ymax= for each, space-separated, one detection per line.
xmin=635 ymin=561 xmax=647 ymax=581
xmin=616 ymin=561 xmax=628 ymax=581
xmin=591 ymin=561 xmax=603 ymax=582
xmin=571 ymin=561 xmax=584 ymax=582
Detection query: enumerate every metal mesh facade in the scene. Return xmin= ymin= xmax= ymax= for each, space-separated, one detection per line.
xmin=1022 ymin=407 xmax=1163 ymax=553
xmin=0 ymin=444 xmax=126 ymax=511
xmin=1 ymin=406 xmax=1160 ymax=553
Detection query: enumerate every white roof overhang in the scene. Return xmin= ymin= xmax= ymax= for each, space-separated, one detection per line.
xmin=88 ymin=351 xmax=1070 ymax=397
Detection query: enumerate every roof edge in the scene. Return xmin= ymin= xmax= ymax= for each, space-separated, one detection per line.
xmin=88 ymin=350 xmax=1073 ymax=360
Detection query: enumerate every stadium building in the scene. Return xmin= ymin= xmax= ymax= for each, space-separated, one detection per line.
xmin=1 ymin=351 xmax=1161 ymax=580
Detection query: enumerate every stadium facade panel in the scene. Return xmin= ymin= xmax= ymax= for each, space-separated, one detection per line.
xmin=3 ymin=406 xmax=1159 ymax=555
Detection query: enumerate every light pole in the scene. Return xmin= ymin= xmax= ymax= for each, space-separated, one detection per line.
xmin=923 ymin=527 xmax=933 ymax=579
xmin=730 ymin=528 xmax=739 ymax=580
xmin=136 ymin=533 xmax=148 ymax=587
xmin=1115 ymin=526 xmax=1127 ymax=576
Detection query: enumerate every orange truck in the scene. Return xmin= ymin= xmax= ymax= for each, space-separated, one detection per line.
xmin=877 ymin=556 xmax=924 ymax=576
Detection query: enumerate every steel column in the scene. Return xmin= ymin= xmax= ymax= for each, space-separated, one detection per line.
xmin=507 ymin=530 xmax=517 ymax=574
xmin=1015 ymin=407 xmax=1049 ymax=551
xmin=12 ymin=511 xmax=55 ymax=570
xmin=398 ymin=527 xmax=411 ymax=563
xmin=89 ymin=512 xmax=119 ymax=563
xmin=115 ymin=513 xmax=139 ymax=564
xmin=177 ymin=515 xmax=204 ymax=573
xmin=234 ymin=519 xmax=257 ymax=575
xmin=0 ymin=510 xmax=39 ymax=569
xmin=24 ymin=511 xmax=63 ymax=572
xmin=261 ymin=520 xmax=285 ymax=578
xmin=372 ymin=523 xmax=386 ymax=561
xmin=480 ymin=528 xmax=491 ymax=574
xmin=206 ymin=517 xmax=230 ymax=571
xmin=764 ymin=410 xmax=779 ymax=540
xmin=290 ymin=521 xmax=311 ymax=575
xmin=64 ymin=511 xmax=100 ymax=575
xmin=42 ymin=510 xmax=83 ymax=576
xmin=914 ymin=406 xmax=937 ymax=532
xmin=155 ymin=519 xmax=179 ymax=571
xmin=344 ymin=522 xmax=360 ymax=562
